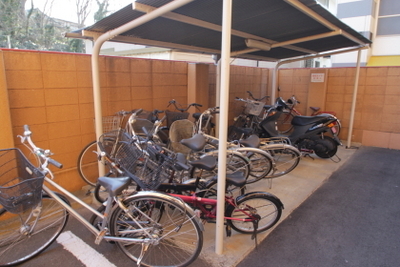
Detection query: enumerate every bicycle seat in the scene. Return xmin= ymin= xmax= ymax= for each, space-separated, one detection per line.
xmin=310 ymin=106 xmax=320 ymax=112
xmin=226 ymin=172 xmax=246 ymax=188
xmin=239 ymin=134 xmax=260 ymax=148
xmin=180 ymin=134 xmax=206 ymax=151
xmin=97 ymin=177 xmax=132 ymax=198
xmin=189 ymin=155 xmax=216 ymax=171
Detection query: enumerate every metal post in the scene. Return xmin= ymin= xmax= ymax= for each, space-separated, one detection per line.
xmin=90 ymin=0 xmax=194 ymax=176
xmin=215 ymin=0 xmax=232 ymax=255
xmin=346 ymin=49 xmax=362 ymax=148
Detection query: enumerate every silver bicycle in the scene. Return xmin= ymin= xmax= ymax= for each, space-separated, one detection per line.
xmin=0 ymin=125 xmax=203 ymax=267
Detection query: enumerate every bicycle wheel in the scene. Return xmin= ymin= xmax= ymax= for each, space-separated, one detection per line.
xmin=110 ymin=193 xmax=203 ymax=267
xmin=77 ymin=139 xmax=115 ymax=186
xmin=261 ymin=144 xmax=301 ymax=178
xmin=0 ymin=193 xmax=69 ymax=266
xmin=234 ymin=148 xmax=274 ymax=184
xmin=190 ymin=151 xmax=250 ymax=181
xmin=226 ymin=192 xmax=283 ymax=234
xmin=276 ymin=110 xmax=294 ymax=134
xmin=201 ymin=179 xmax=246 ymax=199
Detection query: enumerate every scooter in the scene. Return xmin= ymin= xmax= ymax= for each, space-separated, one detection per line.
xmin=257 ymin=97 xmax=341 ymax=159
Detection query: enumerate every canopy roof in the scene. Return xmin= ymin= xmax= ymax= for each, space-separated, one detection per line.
xmin=67 ymin=0 xmax=371 ymax=61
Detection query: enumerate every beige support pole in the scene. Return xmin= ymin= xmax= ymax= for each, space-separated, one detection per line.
xmin=0 ymin=51 xmax=14 ymax=149
xmin=216 ymin=0 xmax=232 ymax=255
xmin=91 ymin=0 xmax=194 ymax=176
xmin=346 ymin=49 xmax=362 ymax=148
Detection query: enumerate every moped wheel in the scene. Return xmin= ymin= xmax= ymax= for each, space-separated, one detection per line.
xmin=314 ymin=136 xmax=338 ymax=158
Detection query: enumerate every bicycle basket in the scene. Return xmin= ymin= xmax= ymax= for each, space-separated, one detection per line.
xmin=98 ymin=130 xmax=130 ymax=157
xmin=100 ymin=115 xmax=122 ymax=132
xmin=115 ymin=142 xmax=172 ymax=190
xmin=129 ymin=118 xmax=155 ymax=137
xmin=168 ymin=119 xmax=195 ymax=155
xmin=0 ymin=148 xmax=45 ymax=214
xmin=244 ymin=100 xmax=266 ymax=116
xmin=165 ymin=110 xmax=189 ymax=129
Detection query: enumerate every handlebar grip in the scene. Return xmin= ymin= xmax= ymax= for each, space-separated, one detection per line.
xmin=191 ymin=103 xmax=203 ymax=107
xmin=48 ymin=158 xmax=63 ymax=169
xmin=23 ymin=124 xmax=32 ymax=135
xmin=134 ymin=108 xmax=143 ymax=115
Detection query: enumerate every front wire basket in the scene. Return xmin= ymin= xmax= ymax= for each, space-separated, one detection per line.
xmin=115 ymin=142 xmax=175 ymax=190
xmin=100 ymin=115 xmax=122 ymax=133
xmin=0 ymin=148 xmax=45 ymax=214
xmin=244 ymin=100 xmax=266 ymax=116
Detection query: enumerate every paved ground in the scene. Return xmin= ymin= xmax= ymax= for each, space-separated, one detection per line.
xmin=196 ymin=144 xmax=358 ymax=267
xmin=236 ymin=146 xmax=400 ymax=267
xmin=18 ymin=144 xmax=382 ymax=267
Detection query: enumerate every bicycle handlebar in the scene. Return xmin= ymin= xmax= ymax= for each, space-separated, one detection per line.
xmin=167 ymin=99 xmax=202 ymax=112
xmin=20 ymin=125 xmax=63 ymax=169
xmin=246 ymin=91 xmax=269 ymax=101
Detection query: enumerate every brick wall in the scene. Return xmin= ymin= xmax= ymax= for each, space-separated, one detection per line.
xmin=278 ymin=66 xmax=400 ymax=148
xmin=1 ymin=49 xmax=189 ymax=191
xmin=1 ymin=49 xmax=400 ymax=192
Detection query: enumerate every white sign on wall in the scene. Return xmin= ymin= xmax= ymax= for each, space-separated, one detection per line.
xmin=311 ymin=73 xmax=325 ymax=83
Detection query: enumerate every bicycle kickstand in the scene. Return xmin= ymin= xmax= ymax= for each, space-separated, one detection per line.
xmin=138 ymin=243 xmax=149 ymax=266
xmin=251 ymin=214 xmax=261 ymax=250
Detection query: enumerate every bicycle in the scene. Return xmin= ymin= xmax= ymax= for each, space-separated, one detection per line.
xmin=275 ymin=95 xmax=342 ymax=135
xmin=228 ymin=91 xmax=269 ymax=141
xmin=77 ymin=109 xmax=136 ymax=186
xmin=77 ymin=109 xmax=165 ymax=186
xmin=196 ymin=107 xmax=301 ymax=183
xmin=92 ymin=139 xmax=284 ymax=241
xmin=0 ymin=125 xmax=203 ymax=266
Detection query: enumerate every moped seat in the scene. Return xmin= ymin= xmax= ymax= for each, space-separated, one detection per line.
xmin=291 ymin=114 xmax=332 ymax=126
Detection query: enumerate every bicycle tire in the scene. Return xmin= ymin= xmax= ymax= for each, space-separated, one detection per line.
xmin=77 ymin=139 xmax=116 ymax=186
xmin=261 ymin=143 xmax=301 ymax=178
xmin=225 ymin=192 xmax=283 ymax=234
xmin=201 ymin=179 xmax=246 ymax=199
xmin=276 ymin=110 xmax=294 ymax=134
xmin=0 ymin=193 xmax=69 ymax=266
xmin=234 ymin=147 xmax=274 ymax=184
xmin=109 ymin=193 xmax=203 ymax=267
xmin=190 ymin=151 xmax=250 ymax=181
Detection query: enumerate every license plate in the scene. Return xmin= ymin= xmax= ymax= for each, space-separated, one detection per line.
xmin=328 ymin=123 xmax=337 ymax=133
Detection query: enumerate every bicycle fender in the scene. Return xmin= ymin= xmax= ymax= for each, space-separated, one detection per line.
xmin=235 ymin=191 xmax=284 ymax=209
xmin=123 ymin=191 xmax=205 ymax=231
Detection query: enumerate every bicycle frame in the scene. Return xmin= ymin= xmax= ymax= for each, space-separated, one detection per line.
xmin=167 ymin=193 xmax=258 ymax=223
xmin=42 ymin=177 xmax=167 ymax=244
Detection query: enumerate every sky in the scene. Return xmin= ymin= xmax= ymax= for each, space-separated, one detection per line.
xmin=25 ymin=0 xmax=134 ymax=25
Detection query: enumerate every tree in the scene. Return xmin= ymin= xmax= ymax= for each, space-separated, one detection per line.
xmin=94 ymin=0 xmax=109 ymax=22
xmin=0 ymin=0 xmax=28 ymax=48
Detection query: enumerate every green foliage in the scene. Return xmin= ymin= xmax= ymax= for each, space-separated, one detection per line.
xmin=0 ymin=0 xmax=86 ymax=53
xmin=94 ymin=0 xmax=109 ymax=22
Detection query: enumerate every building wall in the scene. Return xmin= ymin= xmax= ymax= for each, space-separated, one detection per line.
xmin=334 ymin=0 xmax=400 ymax=67
xmin=1 ymin=49 xmax=399 ymax=192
